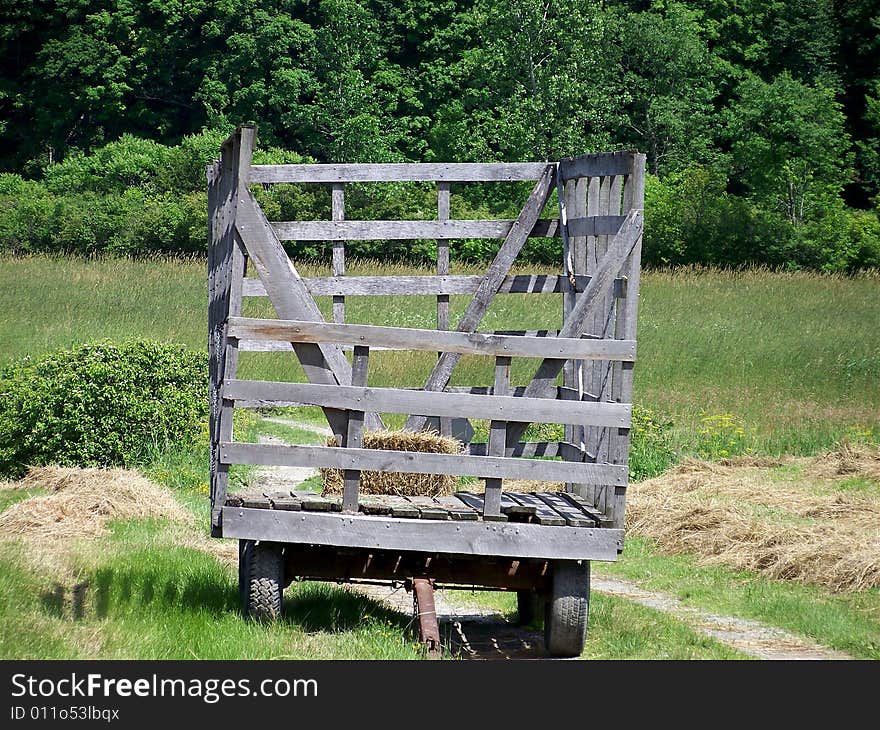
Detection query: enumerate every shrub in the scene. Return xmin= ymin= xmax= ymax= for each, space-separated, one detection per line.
xmin=0 ymin=341 xmax=208 ymax=478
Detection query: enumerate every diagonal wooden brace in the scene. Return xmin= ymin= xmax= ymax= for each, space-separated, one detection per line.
xmin=505 ymin=209 xmax=644 ymax=449
xmin=404 ymin=163 xmax=557 ymax=431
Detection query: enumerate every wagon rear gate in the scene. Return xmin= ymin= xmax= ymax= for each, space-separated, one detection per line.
xmin=208 ymin=125 xmax=644 ymax=582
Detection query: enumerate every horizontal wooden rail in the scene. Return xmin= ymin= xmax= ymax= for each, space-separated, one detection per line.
xmin=250 ymin=162 xmax=552 ymax=184
xmin=269 ymin=216 xmax=624 ymax=241
xmin=222 ymin=508 xmax=624 ymax=560
xmin=227 ymin=318 xmax=636 ymax=361
xmin=242 ymin=274 xmax=626 ymax=298
xmin=222 ymin=379 xmax=632 ymax=428
xmin=558 ymin=152 xmax=635 ymax=181
xmin=238 ymin=331 xmax=563 ymax=353
xmin=219 ymin=441 xmax=628 ymax=486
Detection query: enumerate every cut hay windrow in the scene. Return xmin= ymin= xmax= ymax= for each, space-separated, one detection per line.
xmin=0 ymin=466 xmax=191 ymax=541
xmin=626 ymin=443 xmax=880 ymax=593
xmin=321 ymin=430 xmax=463 ymax=497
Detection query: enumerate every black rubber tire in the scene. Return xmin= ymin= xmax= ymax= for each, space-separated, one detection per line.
xmin=516 ymin=590 xmax=542 ymax=625
xmin=544 ymin=561 xmax=590 ymax=657
xmin=240 ymin=540 xmax=284 ymax=622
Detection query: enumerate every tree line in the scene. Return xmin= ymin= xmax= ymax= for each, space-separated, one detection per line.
xmin=1 ymin=0 xmax=878 ymax=269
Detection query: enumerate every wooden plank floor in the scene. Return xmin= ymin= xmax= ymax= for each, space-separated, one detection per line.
xmin=225 ymin=489 xmax=603 ymax=528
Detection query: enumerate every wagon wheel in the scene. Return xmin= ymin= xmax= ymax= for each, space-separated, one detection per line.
xmin=239 ymin=540 xmax=285 ymax=622
xmin=516 ymin=590 xmax=544 ymax=626
xmin=544 ymin=561 xmax=590 ymax=657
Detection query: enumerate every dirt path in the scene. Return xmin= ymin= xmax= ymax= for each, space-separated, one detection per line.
xmin=251 ymin=417 xmax=854 ymax=661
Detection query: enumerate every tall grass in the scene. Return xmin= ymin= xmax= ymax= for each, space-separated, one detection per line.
xmin=3 ymin=255 xmax=878 ymax=455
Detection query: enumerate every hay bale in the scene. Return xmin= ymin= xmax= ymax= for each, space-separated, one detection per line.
xmin=321 ymin=430 xmax=462 ymax=497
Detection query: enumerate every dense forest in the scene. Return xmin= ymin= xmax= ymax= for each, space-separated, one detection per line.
xmin=1 ymin=0 xmax=879 ymax=269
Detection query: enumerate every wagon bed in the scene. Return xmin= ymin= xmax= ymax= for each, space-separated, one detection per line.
xmin=207 ymin=126 xmax=645 ymax=656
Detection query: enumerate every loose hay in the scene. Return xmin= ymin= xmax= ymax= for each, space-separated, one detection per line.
xmin=321 ymin=430 xmax=462 ymax=497
xmin=627 ymin=446 xmax=880 ymax=592
xmin=0 ymin=466 xmax=191 ymax=542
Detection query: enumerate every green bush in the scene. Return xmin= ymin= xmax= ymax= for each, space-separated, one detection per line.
xmin=0 ymin=341 xmax=208 ymax=478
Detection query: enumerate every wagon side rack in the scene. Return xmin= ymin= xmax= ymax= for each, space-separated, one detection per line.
xmin=208 ymin=126 xmax=646 ymax=657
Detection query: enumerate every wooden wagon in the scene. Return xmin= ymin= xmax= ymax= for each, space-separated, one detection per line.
xmin=208 ymin=126 xmax=645 ymax=657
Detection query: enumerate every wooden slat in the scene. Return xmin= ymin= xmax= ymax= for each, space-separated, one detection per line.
xmin=220 ymin=442 xmax=629 ymax=486
xmin=432 ymin=496 xmax=479 ymax=521
xmin=342 ymin=345 xmax=368 ymax=512
xmin=467 ymin=441 xmax=590 ymax=460
xmin=222 ymin=507 xmax=625 ymax=561
xmin=227 ymin=318 xmax=636 ymax=361
xmin=263 ymin=490 xmax=301 ymax=511
xmin=378 ymin=495 xmax=420 ymax=519
xmin=272 ymin=218 xmax=565 ymax=241
xmin=403 ymin=496 xmax=450 ymax=520
xmin=292 ymin=491 xmax=337 ymax=512
xmin=405 ymin=165 xmax=557 ymax=431
xmin=558 ymin=152 xmax=635 ymax=181
xmin=242 ymin=273 xmax=617 ymax=297
xmin=223 ymin=379 xmax=632 ymax=429
xmin=535 ymin=492 xmax=596 ymax=527
xmin=250 ymin=162 xmax=552 ymax=184
xmin=454 ymin=492 xmax=506 ymax=522
xmin=505 ymin=493 xmax=566 ymax=526
xmin=484 ymin=355 xmax=510 ymax=518
xmin=331 ymin=183 xmax=345 ymax=324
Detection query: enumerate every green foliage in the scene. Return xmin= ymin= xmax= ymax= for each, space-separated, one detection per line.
xmin=0 ymin=0 xmax=878 ymax=269
xmin=0 ymin=341 xmax=207 ymax=478
xmin=629 ymin=406 xmax=677 ymax=481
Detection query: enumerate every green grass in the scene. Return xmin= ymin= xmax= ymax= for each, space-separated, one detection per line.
xmin=599 ymin=537 xmax=880 ymax=659
xmin=3 ymin=255 xmax=877 ymax=457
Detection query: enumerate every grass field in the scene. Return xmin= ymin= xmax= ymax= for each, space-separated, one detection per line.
xmin=2 ymin=255 xmax=877 ymax=456
xmin=1 ymin=254 xmax=878 ymax=659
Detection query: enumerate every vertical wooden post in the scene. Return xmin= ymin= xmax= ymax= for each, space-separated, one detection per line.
xmin=483 ymin=355 xmax=510 ymax=519
xmin=436 ymin=183 xmax=452 ymax=436
xmin=607 ymin=154 xmax=646 ymax=528
xmin=332 ymin=183 xmax=345 ymax=324
xmin=208 ymin=126 xmax=252 ymax=533
xmin=342 ymin=345 xmax=370 ymax=512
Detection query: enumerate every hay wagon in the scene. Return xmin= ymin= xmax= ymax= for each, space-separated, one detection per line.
xmin=208 ymin=126 xmax=645 ymax=657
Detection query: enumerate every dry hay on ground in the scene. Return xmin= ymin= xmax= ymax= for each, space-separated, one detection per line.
xmin=0 ymin=466 xmax=191 ymax=543
xmin=626 ymin=443 xmax=880 ymax=592
xmin=321 ymin=430 xmax=462 ymax=497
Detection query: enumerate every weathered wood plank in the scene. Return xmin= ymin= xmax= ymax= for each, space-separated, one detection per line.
xmin=535 ymin=492 xmax=596 ymax=527
xmin=250 ymin=162 xmax=552 ymax=184
xmin=403 ymin=496 xmax=450 ymax=520
xmin=220 ymin=442 xmax=629 ymax=485
xmin=227 ymin=318 xmax=636 ymax=361
xmin=483 ymin=355 xmax=510 ymax=518
xmin=378 ymin=495 xmax=420 ymax=519
xmin=505 ymin=493 xmax=566 ymax=526
xmin=454 ymin=491 xmax=507 ymax=522
xmin=222 ymin=507 xmax=625 ymax=561
xmin=242 ymin=273 xmax=619 ymax=297
xmin=342 ymin=345 xmax=368 ymax=512
xmin=558 ymin=152 xmax=635 ymax=181
xmin=270 ymin=217 xmax=623 ymax=241
xmin=331 ymin=183 xmax=345 ymax=324
xmin=432 ymin=496 xmax=479 ymax=521
xmin=223 ymin=379 xmax=632 ymax=429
